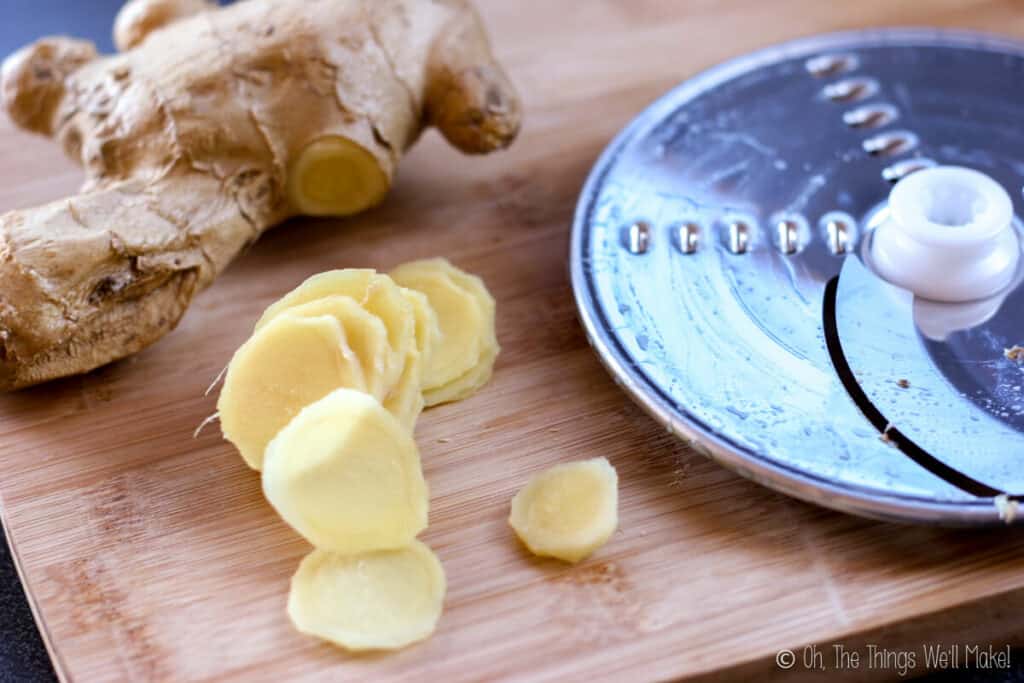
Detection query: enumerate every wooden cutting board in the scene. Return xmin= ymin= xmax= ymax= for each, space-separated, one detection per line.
xmin=2 ymin=1 xmax=1024 ymax=681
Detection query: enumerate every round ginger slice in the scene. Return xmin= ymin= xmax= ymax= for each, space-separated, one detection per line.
xmin=288 ymin=541 xmax=446 ymax=651
xmin=509 ymin=458 xmax=619 ymax=563
xmin=217 ymin=314 xmax=367 ymax=471
xmin=378 ymin=289 xmax=438 ymax=430
xmin=392 ymin=258 xmax=499 ymax=406
xmin=256 ymin=269 xmax=416 ymax=396
xmin=400 ymin=287 xmax=441 ymax=371
xmin=423 ymin=344 xmax=497 ymax=406
xmin=383 ymin=349 xmax=425 ymax=432
xmin=280 ymin=296 xmax=392 ymax=401
xmin=262 ymin=388 xmax=428 ymax=554
xmin=390 ymin=259 xmax=485 ymax=393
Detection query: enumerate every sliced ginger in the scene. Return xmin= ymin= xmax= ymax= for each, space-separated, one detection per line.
xmin=280 ymin=295 xmax=392 ymax=401
xmin=215 ymin=260 xmax=504 ymax=654
xmin=217 ymin=314 xmax=366 ymax=471
xmin=289 ymin=541 xmax=446 ymax=651
xmin=401 ymin=288 xmax=441 ymax=370
xmin=379 ymin=289 xmax=439 ymax=430
xmin=390 ymin=258 xmax=499 ymax=406
xmin=509 ymin=458 xmax=619 ymax=563
xmin=423 ymin=345 xmax=498 ymax=406
xmin=256 ymin=269 xmax=415 ymax=397
xmin=262 ymin=388 xmax=428 ymax=554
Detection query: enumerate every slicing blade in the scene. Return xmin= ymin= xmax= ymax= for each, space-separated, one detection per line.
xmin=570 ymin=28 xmax=1024 ymax=525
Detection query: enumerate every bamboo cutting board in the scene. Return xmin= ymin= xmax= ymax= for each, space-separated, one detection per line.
xmin=2 ymin=1 xmax=1024 ymax=681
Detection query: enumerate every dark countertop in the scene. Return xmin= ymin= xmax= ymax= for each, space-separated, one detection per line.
xmin=0 ymin=541 xmax=54 ymax=683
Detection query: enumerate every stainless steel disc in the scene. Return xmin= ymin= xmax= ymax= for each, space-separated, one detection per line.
xmin=570 ymin=28 xmax=1024 ymax=525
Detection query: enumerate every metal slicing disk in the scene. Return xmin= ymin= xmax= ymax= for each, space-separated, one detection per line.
xmin=570 ymin=28 xmax=1024 ymax=525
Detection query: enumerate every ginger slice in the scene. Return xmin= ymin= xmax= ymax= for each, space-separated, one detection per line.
xmin=400 ymin=287 xmax=441 ymax=371
xmin=256 ymin=269 xmax=415 ymax=394
xmin=217 ymin=314 xmax=366 ymax=471
xmin=376 ymin=289 xmax=438 ymax=430
xmin=390 ymin=259 xmax=486 ymax=392
xmin=423 ymin=344 xmax=497 ymax=406
xmin=392 ymin=258 xmax=499 ymax=405
xmin=280 ymin=295 xmax=392 ymax=401
xmin=509 ymin=458 xmax=619 ymax=563
xmin=263 ymin=388 xmax=428 ymax=553
xmin=383 ymin=350 xmax=425 ymax=432
xmin=287 ymin=136 xmax=391 ymax=217
xmin=288 ymin=541 xmax=445 ymax=652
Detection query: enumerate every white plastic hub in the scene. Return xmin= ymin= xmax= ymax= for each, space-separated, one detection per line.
xmin=870 ymin=165 xmax=1021 ymax=302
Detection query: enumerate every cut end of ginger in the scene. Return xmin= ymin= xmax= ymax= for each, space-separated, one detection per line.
xmin=263 ymin=388 xmax=428 ymax=554
xmin=287 ymin=136 xmax=390 ymax=217
xmin=288 ymin=542 xmax=446 ymax=652
xmin=509 ymin=457 xmax=619 ymax=563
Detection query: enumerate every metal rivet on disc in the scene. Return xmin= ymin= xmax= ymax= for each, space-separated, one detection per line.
xmin=862 ymin=131 xmax=919 ymax=156
xmin=678 ymin=222 xmax=700 ymax=254
xmin=822 ymin=77 xmax=878 ymax=102
xmin=805 ymin=53 xmax=859 ymax=78
xmin=729 ymin=220 xmax=750 ymax=254
xmin=827 ymin=217 xmax=851 ymax=255
xmin=777 ymin=219 xmax=799 ymax=254
xmin=627 ymin=221 xmax=650 ymax=254
xmin=843 ymin=103 xmax=898 ymax=129
xmin=882 ymin=157 xmax=938 ymax=183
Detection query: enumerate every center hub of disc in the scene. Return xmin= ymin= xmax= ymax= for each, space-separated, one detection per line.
xmin=870 ymin=166 xmax=1021 ymax=302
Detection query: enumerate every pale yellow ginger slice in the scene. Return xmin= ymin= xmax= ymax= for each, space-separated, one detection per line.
xmin=383 ymin=349 xmax=425 ymax=432
xmin=377 ymin=289 xmax=438 ymax=430
xmin=288 ymin=541 xmax=445 ymax=651
xmin=390 ymin=259 xmax=491 ymax=396
xmin=400 ymin=287 xmax=441 ymax=371
xmin=423 ymin=345 xmax=497 ymax=406
xmin=263 ymin=388 xmax=428 ymax=553
xmin=509 ymin=458 xmax=619 ymax=563
xmin=280 ymin=295 xmax=392 ymax=401
xmin=441 ymin=260 xmax=499 ymax=352
xmin=217 ymin=314 xmax=366 ymax=471
xmin=420 ymin=258 xmax=499 ymax=406
xmin=255 ymin=270 xmax=416 ymax=394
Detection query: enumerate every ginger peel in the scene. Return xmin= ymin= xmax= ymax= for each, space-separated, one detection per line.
xmin=0 ymin=0 xmax=520 ymax=391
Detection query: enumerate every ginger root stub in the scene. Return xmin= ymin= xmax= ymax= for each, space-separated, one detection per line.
xmin=509 ymin=458 xmax=620 ymax=563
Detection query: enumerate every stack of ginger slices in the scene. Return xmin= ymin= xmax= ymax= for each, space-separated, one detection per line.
xmin=216 ymin=258 xmax=498 ymax=651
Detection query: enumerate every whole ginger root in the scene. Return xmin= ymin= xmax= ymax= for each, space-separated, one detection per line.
xmin=0 ymin=0 xmax=520 ymax=390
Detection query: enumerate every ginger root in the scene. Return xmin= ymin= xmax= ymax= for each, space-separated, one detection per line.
xmin=0 ymin=0 xmax=520 ymax=391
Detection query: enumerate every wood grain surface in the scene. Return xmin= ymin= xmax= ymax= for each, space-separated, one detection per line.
xmin=2 ymin=1 xmax=1024 ymax=681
